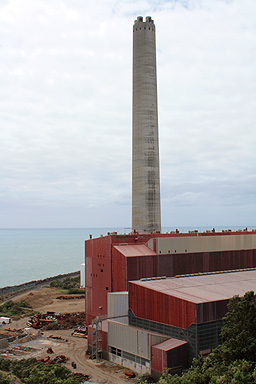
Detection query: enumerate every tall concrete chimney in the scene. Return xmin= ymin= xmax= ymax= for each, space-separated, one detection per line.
xmin=132 ymin=16 xmax=161 ymax=233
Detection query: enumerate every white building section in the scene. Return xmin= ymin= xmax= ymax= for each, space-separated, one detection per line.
xmin=107 ymin=291 xmax=128 ymax=324
xmin=80 ymin=263 xmax=85 ymax=288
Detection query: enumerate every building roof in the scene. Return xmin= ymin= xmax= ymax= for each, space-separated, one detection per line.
xmin=152 ymin=338 xmax=187 ymax=351
xmin=113 ymin=244 xmax=156 ymax=257
xmin=130 ymin=270 xmax=256 ymax=304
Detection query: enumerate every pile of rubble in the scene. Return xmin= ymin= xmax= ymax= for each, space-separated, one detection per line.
xmin=27 ymin=312 xmax=86 ymax=330
xmin=0 ymin=328 xmax=26 ymax=342
xmin=0 ymin=345 xmax=40 ymax=358
xmin=71 ymin=328 xmax=87 ymax=338
xmin=40 ymin=354 xmax=69 ymax=364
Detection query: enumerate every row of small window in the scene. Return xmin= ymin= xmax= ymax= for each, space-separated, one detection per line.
xmin=90 ymin=268 xmax=104 ymax=276
xmin=109 ymin=347 xmax=149 ymax=366
xmin=134 ymin=27 xmax=154 ymax=31
xmin=158 ymin=250 xmax=187 ymax=253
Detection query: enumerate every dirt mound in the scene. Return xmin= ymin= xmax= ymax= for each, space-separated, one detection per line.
xmin=13 ymin=287 xmax=58 ymax=309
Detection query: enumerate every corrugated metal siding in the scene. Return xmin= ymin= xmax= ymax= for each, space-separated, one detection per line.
xmin=108 ymin=321 xmax=168 ymax=359
xmin=151 ymin=344 xmax=163 ymax=373
xmin=158 ymin=254 xmax=173 ymax=277
xmin=127 ymin=255 xmax=158 ymax=282
xmin=166 ymin=342 xmax=188 ymax=371
xmin=85 ymin=257 xmax=92 ymax=287
xmin=129 ymin=282 xmax=197 ymax=329
xmin=151 ymin=339 xmax=188 ymax=373
xmin=91 ymin=258 xmax=111 ymax=291
xmin=108 ymin=292 xmax=128 ymax=324
xmin=156 ymin=233 xmax=256 ymax=255
xmin=85 ymin=287 xmax=92 ymax=325
xmin=109 ymin=321 xmax=138 ymax=356
xmin=196 ymin=300 xmax=228 ymax=323
xmin=112 ymin=247 xmax=127 ymax=291
xmin=114 ymin=244 xmax=156 ymax=257
xmin=85 ymin=232 xmax=256 ymax=325
xmin=91 ymin=288 xmax=108 ymax=318
xmin=129 ymin=270 xmax=256 ymax=328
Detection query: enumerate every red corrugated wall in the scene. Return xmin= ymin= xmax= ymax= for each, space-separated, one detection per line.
xmin=196 ymin=300 xmax=228 ymax=323
xmin=158 ymin=249 xmax=256 ymax=277
xmin=85 ymin=233 xmax=153 ymax=325
xmin=85 ymin=236 xmax=112 ymax=325
xmin=129 ymin=281 xmax=232 ymax=328
xmin=86 ymin=232 xmax=256 ymax=326
xmin=127 ymin=255 xmax=158 ymax=282
xmin=151 ymin=342 xmax=188 ymax=374
xmin=129 ymin=282 xmax=197 ymax=329
xmin=151 ymin=345 xmax=165 ymax=373
xmin=112 ymin=247 xmax=127 ymax=291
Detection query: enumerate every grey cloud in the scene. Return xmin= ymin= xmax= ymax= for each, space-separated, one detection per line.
xmin=0 ymin=0 xmax=255 ymax=228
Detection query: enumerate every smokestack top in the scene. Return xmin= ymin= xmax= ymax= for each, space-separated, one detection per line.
xmin=134 ymin=16 xmax=154 ymax=24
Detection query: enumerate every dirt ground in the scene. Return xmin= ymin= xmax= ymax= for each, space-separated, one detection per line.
xmin=0 ymin=287 xmax=136 ymax=384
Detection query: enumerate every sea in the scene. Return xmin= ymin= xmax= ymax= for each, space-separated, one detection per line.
xmin=0 ymin=226 xmax=254 ymax=289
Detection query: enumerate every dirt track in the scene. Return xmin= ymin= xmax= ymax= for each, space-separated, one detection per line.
xmin=1 ymin=287 xmax=136 ymax=384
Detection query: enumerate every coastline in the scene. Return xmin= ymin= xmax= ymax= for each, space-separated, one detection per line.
xmin=0 ymin=271 xmax=80 ymax=298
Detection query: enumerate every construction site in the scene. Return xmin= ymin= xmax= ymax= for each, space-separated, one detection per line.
xmin=0 ymin=286 xmax=137 ymax=384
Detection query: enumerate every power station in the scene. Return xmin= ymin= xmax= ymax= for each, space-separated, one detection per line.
xmin=84 ymin=17 xmax=256 ymax=379
xmin=132 ymin=16 xmax=161 ymax=234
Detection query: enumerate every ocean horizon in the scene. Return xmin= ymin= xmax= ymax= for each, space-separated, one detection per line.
xmin=0 ymin=226 xmax=254 ymax=288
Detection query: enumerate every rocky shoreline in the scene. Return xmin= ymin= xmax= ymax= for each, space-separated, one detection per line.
xmin=0 ymin=271 xmax=80 ymax=297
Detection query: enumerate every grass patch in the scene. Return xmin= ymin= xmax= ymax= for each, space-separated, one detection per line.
xmin=50 ymin=277 xmax=84 ymax=294
xmin=0 ymin=300 xmax=36 ymax=321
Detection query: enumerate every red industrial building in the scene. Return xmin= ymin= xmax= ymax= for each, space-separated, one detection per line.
xmin=85 ymin=229 xmax=256 ymax=376
xmin=87 ymin=269 xmax=256 ymax=378
xmin=85 ymin=229 xmax=256 ymax=325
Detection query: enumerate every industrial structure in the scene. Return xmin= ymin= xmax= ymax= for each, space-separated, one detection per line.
xmin=85 ymin=229 xmax=256 ymax=325
xmin=84 ymin=16 xmax=256 ymax=378
xmin=87 ymin=268 xmax=256 ymax=379
xmin=132 ymin=16 xmax=161 ymax=234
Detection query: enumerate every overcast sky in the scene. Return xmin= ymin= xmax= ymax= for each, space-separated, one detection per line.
xmin=1 ymin=0 xmax=256 ymax=229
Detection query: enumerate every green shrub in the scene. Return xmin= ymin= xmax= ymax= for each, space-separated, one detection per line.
xmin=0 ymin=300 xmax=35 ymax=320
xmin=50 ymin=277 xmax=81 ymax=293
xmin=0 ymin=358 xmax=82 ymax=384
xmin=67 ymin=288 xmax=85 ymax=295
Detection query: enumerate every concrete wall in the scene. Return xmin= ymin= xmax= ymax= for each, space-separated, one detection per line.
xmin=147 ymin=233 xmax=256 ymax=255
xmin=132 ymin=16 xmax=161 ymax=233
